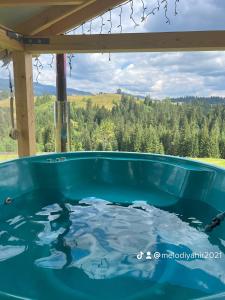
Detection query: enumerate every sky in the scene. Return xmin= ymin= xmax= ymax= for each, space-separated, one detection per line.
xmin=2 ymin=0 xmax=225 ymax=99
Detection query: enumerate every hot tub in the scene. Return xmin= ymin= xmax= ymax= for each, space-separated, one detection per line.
xmin=0 ymin=152 xmax=225 ymax=300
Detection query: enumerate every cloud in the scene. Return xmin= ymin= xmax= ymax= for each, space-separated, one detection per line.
xmin=63 ymin=50 xmax=225 ymax=98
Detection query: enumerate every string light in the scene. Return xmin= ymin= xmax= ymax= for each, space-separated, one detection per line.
xmin=161 ymin=0 xmax=170 ymax=24
xmin=81 ymin=23 xmax=85 ymax=35
xmin=67 ymin=54 xmax=75 ymax=76
xmin=175 ymin=0 xmax=180 ymax=16
xmin=33 ymin=56 xmax=43 ymax=82
xmin=157 ymin=0 xmax=161 ymax=10
xmin=108 ymin=9 xmax=113 ymax=34
xmin=100 ymin=15 xmax=105 ymax=34
xmin=130 ymin=0 xmax=139 ymax=28
xmin=117 ymin=6 xmax=123 ymax=33
xmin=66 ymin=0 xmax=180 ymax=37
xmin=67 ymin=0 xmax=178 ymax=35
xmin=145 ymin=0 xmax=161 ymax=20
xmin=141 ymin=0 xmax=147 ymax=22
xmin=87 ymin=20 xmax=92 ymax=34
xmin=48 ymin=54 xmax=55 ymax=68
xmin=37 ymin=0 xmax=179 ymax=73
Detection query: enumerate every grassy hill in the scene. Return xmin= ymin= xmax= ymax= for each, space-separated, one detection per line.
xmin=1 ymin=93 xmax=225 ymax=167
xmin=68 ymin=94 xmax=122 ymax=109
xmin=0 ymin=93 xmax=122 ymax=110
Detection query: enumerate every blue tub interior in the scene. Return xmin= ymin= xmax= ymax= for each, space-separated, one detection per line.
xmin=0 ymin=152 xmax=225 ymax=300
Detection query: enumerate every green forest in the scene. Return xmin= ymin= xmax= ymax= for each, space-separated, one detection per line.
xmin=1 ymin=94 xmax=225 ymax=158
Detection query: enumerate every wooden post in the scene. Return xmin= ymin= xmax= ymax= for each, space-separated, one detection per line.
xmin=55 ymin=53 xmax=70 ymax=152
xmin=12 ymin=51 xmax=36 ymax=157
xmin=56 ymin=53 xmax=67 ymax=102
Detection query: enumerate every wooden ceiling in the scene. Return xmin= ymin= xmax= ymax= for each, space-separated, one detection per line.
xmin=0 ymin=0 xmax=126 ymax=35
xmin=1 ymin=1 xmax=225 ymax=55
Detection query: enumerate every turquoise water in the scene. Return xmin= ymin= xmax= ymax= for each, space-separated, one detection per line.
xmin=0 ymin=193 xmax=225 ymax=300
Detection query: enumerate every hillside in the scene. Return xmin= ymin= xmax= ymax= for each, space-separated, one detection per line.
xmin=0 ymin=93 xmax=123 ymax=109
xmin=68 ymin=94 xmax=122 ymax=109
xmin=0 ymin=78 xmax=92 ymax=99
xmin=1 ymin=93 xmax=225 ymax=162
xmin=171 ymin=96 xmax=225 ymax=104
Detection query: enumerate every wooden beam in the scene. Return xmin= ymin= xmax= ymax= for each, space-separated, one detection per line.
xmin=0 ymin=23 xmax=15 ymax=32
xmin=38 ymin=0 xmax=126 ymax=35
xmin=16 ymin=1 xmax=95 ymax=35
xmin=16 ymin=5 xmax=79 ymax=35
xmin=12 ymin=52 xmax=36 ymax=157
xmin=24 ymin=31 xmax=225 ymax=54
xmin=0 ymin=0 xmax=84 ymax=6
xmin=0 ymin=29 xmax=23 ymax=51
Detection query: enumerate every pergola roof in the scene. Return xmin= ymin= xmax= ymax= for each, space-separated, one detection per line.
xmin=0 ymin=6 xmax=46 ymax=29
xmin=0 ymin=1 xmax=225 ymax=55
xmin=0 ymin=0 xmax=126 ymax=35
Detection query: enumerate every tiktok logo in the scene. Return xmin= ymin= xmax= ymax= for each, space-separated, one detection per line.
xmin=137 ymin=251 xmax=144 ymax=260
